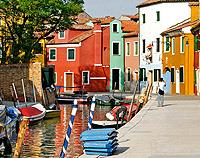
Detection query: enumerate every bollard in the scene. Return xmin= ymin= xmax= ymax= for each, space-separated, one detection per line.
xmin=88 ymin=97 xmax=95 ymax=130
xmin=60 ymin=99 xmax=78 ymax=158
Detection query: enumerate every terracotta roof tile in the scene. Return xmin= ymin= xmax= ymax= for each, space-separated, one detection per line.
xmin=121 ymin=20 xmax=139 ymax=32
xmin=71 ymin=24 xmax=92 ymax=30
xmin=92 ymin=16 xmax=115 ymax=24
xmin=137 ymin=0 xmax=198 ymax=8
xmin=68 ymin=30 xmax=93 ymax=43
xmin=162 ymin=18 xmax=199 ymax=35
xmin=123 ymin=31 xmax=139 ymax=37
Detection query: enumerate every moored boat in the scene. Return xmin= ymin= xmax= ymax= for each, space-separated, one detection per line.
xmin=17 ymin=103 xmax=46 ymax=124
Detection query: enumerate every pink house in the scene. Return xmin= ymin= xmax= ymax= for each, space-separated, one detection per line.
xmin=122 ymin=20 xmax=139 ymax=91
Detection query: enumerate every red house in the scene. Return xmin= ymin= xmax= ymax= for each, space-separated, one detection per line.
xmin=46 ymin=17 xmax=113 ymax=92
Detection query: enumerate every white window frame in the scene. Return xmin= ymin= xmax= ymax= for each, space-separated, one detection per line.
xmin=164 ymin=36 xmax=170 ymax=52
xmin=112 ymin=23 xmax=119 ymax=33
xmin=134 ymin=41 xmax=139 ymax=56
xmin=82 ymin=71 xmax=90 ymax=85
xmin=67 ymin=48 xmax=76 ymax=61
xmin=172 ymin=37 xmax=175 ymax=55
xmin=49 ymin=48 xmax=57 ymax=61
xmin=180 ymin=36 xmax=184 ymax=53
xmin=58 ymin=31 xmax=65 ymax=39
xmin=54 ymin=72 xmax=57 ymax=85
xmin=112 ymin=41 xmax=120 ymax=55
xmin=125 ymin=42 xmax=130 ymax=56
xmin=180 ymin=65 xmax=184 ymax=83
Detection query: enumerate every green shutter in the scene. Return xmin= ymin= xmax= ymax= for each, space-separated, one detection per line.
xmin=68 ymin=49 xmax=75 ymax=60
xmin=194 ymin=36 xmax=198 ymax=51
xmin=166 ymin=37 xmax=170 ymax=51
xmin=50 ymin=49 xmax=55 ymax=60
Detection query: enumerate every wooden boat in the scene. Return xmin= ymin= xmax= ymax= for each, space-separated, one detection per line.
xmin=17 ymin=103 xmax=46 ymax=124
xmin=45 ymin=109 xmax=60 ymax=119
xmin=92 ymin=121 xmax=126 ymax=129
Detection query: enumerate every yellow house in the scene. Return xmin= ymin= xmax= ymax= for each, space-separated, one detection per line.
xmin=161 ymin=3 xmax=199 ymax=95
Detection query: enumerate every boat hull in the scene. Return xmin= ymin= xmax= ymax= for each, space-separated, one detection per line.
xmin=44 ymin=110 xmax=60 ymax=119
xmin=91 ymin=121 xmax=125 ymax=129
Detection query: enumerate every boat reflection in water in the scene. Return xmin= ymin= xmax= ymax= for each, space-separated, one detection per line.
xmin=19 ymin=104 xmax=111 ymax=157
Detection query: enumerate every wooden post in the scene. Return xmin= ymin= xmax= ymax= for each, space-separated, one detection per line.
xmin=13 ymin=118 xmax=29 ymax=158
xmin=127 ymin=81 xmax=138 ymax=121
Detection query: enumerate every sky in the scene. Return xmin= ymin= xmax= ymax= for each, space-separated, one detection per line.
xmin=84 ymin=0 xmax=144 ymax=18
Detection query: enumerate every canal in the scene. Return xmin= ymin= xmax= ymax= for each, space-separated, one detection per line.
xmin=20 ymin=104 xmax=113 ymax=158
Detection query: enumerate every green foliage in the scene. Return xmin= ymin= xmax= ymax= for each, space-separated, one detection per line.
xmin=0 ymin=0 xmax=83 ymax=64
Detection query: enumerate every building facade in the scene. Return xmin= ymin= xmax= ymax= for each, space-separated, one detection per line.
xmin=137 ymin=0 xmax=197 ymax=92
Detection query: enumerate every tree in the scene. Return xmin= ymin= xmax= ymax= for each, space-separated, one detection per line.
xmin=0 ymin=0 xmax=84 ymax=64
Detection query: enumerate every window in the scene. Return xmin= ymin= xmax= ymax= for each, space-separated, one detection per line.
xmin=180 ymin=36 xmax=184 ymax=53
xmin=156 ymin=38 xmax=160 ymax=52
xmin=49 ymin=48 xmax=56 ymax=61
xmin=142 ymin=39 xmax=146 ymax=53
xmin=142 ymin=14 xmax=145 ymax=24
xmin=126 ymin=42 xmax=130 ymax=56
xmin=58 ymin=31 xmax=65 ymax=39
xmin=172 ymin=37 xmax=175 ymax=55
xmin=153 ymin=69 xmax=161 ymax=82
xmin=134 ymin=41 xmax=139 ymax=56
xmin=171 ymin=67 xmax=174 ymax=82
xmin=54 ymin=72 xmax=57 ymax=84
xmin=139 ymin=68 xmax=147 ymax=81
xmin=127 ymin=68 xmax=131 ymax=81
xmin=165 ymin=36 xmax=170 ymax=52
xmin=82 ymin=71 xmax=89 ymax=84
xmin=180 ymin=66 xmax=184 ymax=83
xmin=112 ymin=42 xmax=120 ymax=55
xmin=67 ymin=48 xmax=75 ymax=61
xmin=113 ymin=24 xmax=118 ymax=32
xmin=156 ymin=11 xmax=160 ymax=21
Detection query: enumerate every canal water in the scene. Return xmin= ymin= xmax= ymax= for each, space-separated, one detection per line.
xmin=20 ymin=104 xmax=113 ymax=158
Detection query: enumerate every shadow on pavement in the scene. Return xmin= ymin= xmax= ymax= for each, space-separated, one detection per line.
xmin=113 ymin=147 xmax=129 ymax=155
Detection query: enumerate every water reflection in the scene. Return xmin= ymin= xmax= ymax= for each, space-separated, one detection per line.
xmin=20 ymin=104 xmax=112 ymax=158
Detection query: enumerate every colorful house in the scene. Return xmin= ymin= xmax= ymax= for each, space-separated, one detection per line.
xmin=46 ymin=17 xmax=113 ymax=92
xmin=137 ymin=0 xmax=197 ymax=93
xmin=122 ymin=20 xmax=139 ymax=91
xmin=161 ymin=18 xmax=198 ymax=95
xmin=191 ymin=2 xmax=200 ymax=95
xmin=109 ymin=19 xmax=125 ymax=91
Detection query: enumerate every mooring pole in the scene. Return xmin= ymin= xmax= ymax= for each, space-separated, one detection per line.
xmin=60 ymin=100 xmax=78 ymax=158
xmin=88 ymin=97 xmax=95 ymax=130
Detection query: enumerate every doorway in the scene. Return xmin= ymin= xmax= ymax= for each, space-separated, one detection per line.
xmin=176 ymin=69 xmax=180 ymax=94
xmin=112 ymin=69 xmax=120 ymax=90
xmin=64 ymin=72 xmax=74 ymax=92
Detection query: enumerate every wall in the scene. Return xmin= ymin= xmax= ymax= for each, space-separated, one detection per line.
xmin=0 ymin=63 xmax=42 ymax=101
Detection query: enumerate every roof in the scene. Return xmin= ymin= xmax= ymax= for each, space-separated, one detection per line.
xmin=121 ymin=20 xmax=139 ymax=33
xmin=137 ymin=0 xmax=199 ymax=8
xmin=68 ymin=30 xmax=93 ymax=43
xmin=92 ymin=16 xmax=115 ymax=25
xmin=191 ymin=20 xmax=200 ymax=32
xmin=189 ymin=2 xmax=199 ymax=5
xmin=121 ymin=14 xmax=139 ymax=20
xmin=71 ymin=24 xmax=92 ymax=30
xmin=161 ymin=18 xmax=199 ymax=35
xmin=123 ymin=31 xmax=139 ymax=37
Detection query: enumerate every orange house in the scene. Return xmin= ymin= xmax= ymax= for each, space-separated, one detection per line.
xmin=161 ymin=18 xmax=198 ymax=95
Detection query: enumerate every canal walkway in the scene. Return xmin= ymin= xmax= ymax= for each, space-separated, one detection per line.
xmin=80 ymin=95 xmax=200 ymax=158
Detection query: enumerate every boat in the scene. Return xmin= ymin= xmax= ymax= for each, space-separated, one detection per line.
xmin=94 ymin=95 xmax=120 ymax=106
xmin=0 ymin=105 xmax=20 ymax=156
xmin=55 ymin=86 xmax=89 ymax=104
xmin=45 ymin=109 xmax=60 ymax=119
xmin=17 ymin=103 xmax=46 ymax=124
xmin=91 ymin=121 xmax=126 ymax=129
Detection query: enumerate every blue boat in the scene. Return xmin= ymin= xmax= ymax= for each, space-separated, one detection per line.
xmin=0 ymin=105 xmax=19 ymax=156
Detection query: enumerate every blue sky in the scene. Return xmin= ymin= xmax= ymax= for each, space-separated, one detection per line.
xmin=84 ymin=0 xmax=143 ymax=18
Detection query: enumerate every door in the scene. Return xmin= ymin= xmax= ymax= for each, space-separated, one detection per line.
xmin=163 ymin=70 xmax=171 ymax=94
xmin=176 ymin=69 xmax=180 ymax=94
xmin=112 ymin=69 xmax=120 ymax=90
xmin=65 ymin=73 xmax=73 ymax=92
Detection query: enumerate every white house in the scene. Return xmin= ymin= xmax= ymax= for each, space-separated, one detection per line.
xmin=137 ymin=0 xmax=198 ymax=92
